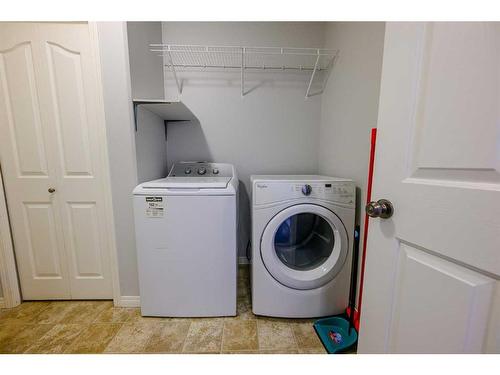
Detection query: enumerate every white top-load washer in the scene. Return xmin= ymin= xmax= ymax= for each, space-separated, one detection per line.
xmin=133 ymin=162 xmax=238 ymax=317
xmin=251 ymin=175 xmax=355 ymax=318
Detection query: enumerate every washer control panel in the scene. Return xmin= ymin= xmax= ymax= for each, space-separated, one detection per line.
xmin=254 ymin=181 xmax=355 ymax=206
xmin=169 ymin=162 xmax=232 ymax=178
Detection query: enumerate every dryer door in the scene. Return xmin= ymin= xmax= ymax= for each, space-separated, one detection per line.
xmin=260 ymin=204 xmax=349 ymax=290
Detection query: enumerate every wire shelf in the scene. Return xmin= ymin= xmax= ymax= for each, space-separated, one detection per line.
xmin=150 ymin=44 xmax=338 ymax=98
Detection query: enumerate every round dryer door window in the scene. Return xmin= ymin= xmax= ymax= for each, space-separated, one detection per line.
xmin=260 ymin=204 xmax=348 ymax=290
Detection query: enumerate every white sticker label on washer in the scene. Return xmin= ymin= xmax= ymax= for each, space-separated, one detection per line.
xmin=145 ymin=197 xmax=164 ymax=218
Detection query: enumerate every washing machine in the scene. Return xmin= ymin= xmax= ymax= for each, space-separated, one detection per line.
xmin=133 ymin=162 xmax=238 ymax=317
xmin=251 ymin=175 xmax=355 ymax=318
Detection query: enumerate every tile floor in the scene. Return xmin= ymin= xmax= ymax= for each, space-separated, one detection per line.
xmin=0 ymin=266 xmax=328 ymax=354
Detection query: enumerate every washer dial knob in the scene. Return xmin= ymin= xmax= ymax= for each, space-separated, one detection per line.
xmin=184 ymin=168 xmax=192 ymax=175
xmin=302 ymin=184 xmax=312 ymax=196
xmin=213 ymin=168 xmax=219 ymax=175
xmin=197 ymin=167 xmax=207 ymax=175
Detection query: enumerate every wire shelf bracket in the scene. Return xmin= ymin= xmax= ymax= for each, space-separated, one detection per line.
xmin=150 ymin=44 xmax=339 ymax=99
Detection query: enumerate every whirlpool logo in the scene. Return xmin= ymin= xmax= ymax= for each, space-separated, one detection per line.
xmin=256 ymin=184 xmax=268 ymax=189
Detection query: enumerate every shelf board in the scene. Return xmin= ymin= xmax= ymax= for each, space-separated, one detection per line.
xmin=133 ymin=99 xmax=197 ymax=130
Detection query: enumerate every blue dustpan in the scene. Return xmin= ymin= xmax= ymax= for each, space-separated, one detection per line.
xmin=313 ymin=316 xmax=358 ymax=354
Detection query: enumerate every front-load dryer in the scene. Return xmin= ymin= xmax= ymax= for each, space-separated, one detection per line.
xmin=251 ymin=175 xmax=355 ymax=318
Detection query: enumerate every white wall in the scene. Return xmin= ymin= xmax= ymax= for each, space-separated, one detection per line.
xmin=97 ymin=22 xmax=140 ymax=298
xmin=318 ymin=22 xmax=385 ymax=302
xmin=127 ymin=22 xmax=164 ymax=100
xmin=319 ymin=22 xmax=385 ymax=228
xmin=135 ymin=107 xmax=168 ymax=183
xmin=97 ymin=22 xmax=171 ymax=299
xmin=162 ymin=22 xmax=326 ymax=256
xmin=128 ymin=22 xmax=169 ymax=184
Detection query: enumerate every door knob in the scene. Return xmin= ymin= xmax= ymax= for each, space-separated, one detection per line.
xmin=48 ymin=188 xmax=56 ymax=193
xmin=366 ymin=199 xmax=394 ymax=219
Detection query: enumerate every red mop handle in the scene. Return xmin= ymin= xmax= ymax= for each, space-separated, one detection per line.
xmin=356 ymin=128 xmax=377 ymax=330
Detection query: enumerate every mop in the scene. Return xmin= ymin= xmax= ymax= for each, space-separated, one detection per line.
xmin=313 ymin=128 xmax=377 ymax=353
xmin=313 ymin=225 xmax=360 ymax=354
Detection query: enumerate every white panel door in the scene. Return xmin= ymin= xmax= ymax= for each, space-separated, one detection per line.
xmin=0 ymin=23 xmax=113 ymax=300
xmin=0 ymin=23 xmax=71 ymax=298
xmin=358 ymin=22 xmax=500 ymax=353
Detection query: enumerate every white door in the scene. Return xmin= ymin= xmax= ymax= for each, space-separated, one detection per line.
xmin=358 ymin=22 xmax=500 ymax=353
xmin=0 ymin=22 xmax=114 ymax=300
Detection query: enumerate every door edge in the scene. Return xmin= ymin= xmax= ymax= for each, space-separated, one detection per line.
xmin=0 ymin=164 xmax=22 ymax=308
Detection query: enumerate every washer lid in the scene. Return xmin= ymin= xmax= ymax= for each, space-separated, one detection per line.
xmin=260 ymin=203 xmax=349 ymax=290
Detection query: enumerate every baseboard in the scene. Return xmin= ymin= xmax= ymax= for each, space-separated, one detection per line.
xmin=116 ymin=295 xmax=140 ymax=308
xmin=0 ymin=297 xmax=5 ymax=308
xmin=238 ymin=257 xmax=250 ymax=265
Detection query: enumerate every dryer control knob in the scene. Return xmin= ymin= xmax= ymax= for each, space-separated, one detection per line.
xmin=197 ymin=167 xmax=207 ymax=175
xmin=302 ymin=184 xmax=312 ymax=196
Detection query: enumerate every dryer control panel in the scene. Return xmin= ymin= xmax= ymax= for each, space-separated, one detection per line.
xmin=254 ymin=180 xmax=355 ymax=207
